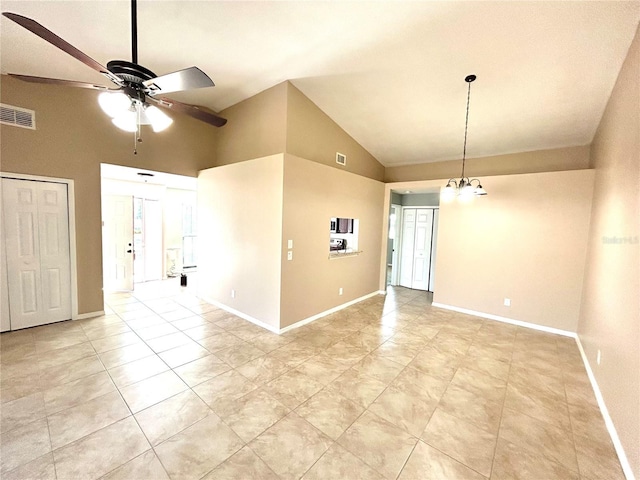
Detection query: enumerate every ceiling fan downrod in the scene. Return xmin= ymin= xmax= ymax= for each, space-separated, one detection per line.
xmin=131 ymin=0 xmax=138 ymax=64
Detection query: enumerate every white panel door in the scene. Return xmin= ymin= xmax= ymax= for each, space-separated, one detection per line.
xmin=429 ymin=209 xmax=439 ymax=292
xmin=102 ymin=195 xmax=134 ymax=292
xmin=2 ymin=178 xmax=71 ymax=329
xmin=399 ymin=209 xmax=416 ymax=288
xmin=411 ymin=209 xmax=434 ymax=290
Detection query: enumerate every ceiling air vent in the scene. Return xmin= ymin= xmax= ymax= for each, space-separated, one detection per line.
xmin=0 ymin=103 xmax=36 ymax=130
xmin=336 ymin=152 xmax=347 ymax=166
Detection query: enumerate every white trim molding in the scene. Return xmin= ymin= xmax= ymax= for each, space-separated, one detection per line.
xmin=575 ymin=337 xmax=636 ymax=480
xmin=279 ymin=290 xmax=381 ymax=334
xmin=200 ymin=296 xmax=280 ymax=334
xmin=431 ymin=302 xmax=577 ymax=338
xmin=431 ymin=301 xmax=634 ymax=480
xmin=204 ymin=290 xmax=384 ymax=336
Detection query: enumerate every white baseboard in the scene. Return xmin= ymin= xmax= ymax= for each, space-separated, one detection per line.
xmin=201 ymin=291 xmax=382 ymax=335
xmin=431 ymin=302 xmax=634 ymax=480
xmin=431 ymin=302 xmax=576 ymax=338
xmin=200 ymin=296 xmax=280 ymax=334
xmin=575 ymin=337 xmax=636 ymax=480
xmin=279 ymin=290 xmax=382 ymax=334
xmin=74 ymin=310 xmax=105 ymax=320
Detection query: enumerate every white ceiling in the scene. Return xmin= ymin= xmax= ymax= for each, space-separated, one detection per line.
xmin=1 ymin=1 xmax=638 ymax=167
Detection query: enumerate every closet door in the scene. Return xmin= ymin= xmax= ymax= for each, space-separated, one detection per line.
xmin=2 ymin=178 xmax=71 ymax=329
xmin=411 ymin=209 xmax=434 ymax=291
xmin=399 ymin=209 xmax=416 ymax=288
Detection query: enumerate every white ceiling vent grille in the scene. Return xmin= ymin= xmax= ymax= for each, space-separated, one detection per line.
xmin=0 ymin=103 xmax=36 ymax=130
xmin=336 ymin=152 xmax=347 ymax=166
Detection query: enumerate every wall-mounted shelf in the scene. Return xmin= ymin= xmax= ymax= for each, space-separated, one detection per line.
xmin=329 ymin=250 xmax=363 ymax=260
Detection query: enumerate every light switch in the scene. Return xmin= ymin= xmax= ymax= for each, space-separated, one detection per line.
xmin=287 ymin=239 xmax=293 ymax=249
xmin=287 ymin=251 xmax=293 ymax=261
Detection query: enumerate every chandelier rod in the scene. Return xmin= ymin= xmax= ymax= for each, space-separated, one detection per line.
xmin=461 ymin=77 xmax=473 ymax=179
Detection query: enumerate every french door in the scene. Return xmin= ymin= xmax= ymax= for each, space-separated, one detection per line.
xmin=102 ymin=195 xmax=134 ymax=291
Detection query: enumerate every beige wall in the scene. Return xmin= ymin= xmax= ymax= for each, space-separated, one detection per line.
xmin=280 ymin=154 xmax=384 ymax=328
xmin=384 ymin=145 xmax=590 ymax=183
xmin=197 ymin=155 xmax=284 ymax=329
xmin=215 ymin=81 xmax=385 ymax=181
xmin=578 ymin=25 xmax=639 ymax=477
xmin=0 ymin=76 xmax=217 ymax=314
xmin=286 ymin=83 xmax=385 ymax=182
xmin=215 ymin=83 xmax=287 ymax=166
xmin=432 ymin=169 xmax=595 ymax=332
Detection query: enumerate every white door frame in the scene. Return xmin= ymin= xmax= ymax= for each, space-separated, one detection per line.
xmin=0 ymin=172 xmax=80 ymax=321
xmin=389 ymin=204 xmax=401 ymax=286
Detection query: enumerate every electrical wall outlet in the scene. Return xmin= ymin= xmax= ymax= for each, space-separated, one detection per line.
xmin=287 ymin=251 xmax=293 ymax=261
xmin=287 ymin=239 xmax=293 ymax=249
xmin=504 ymin=298 xmax=511 ymax=307
xmin=231 ymin=289 xmax=235 ymax=298
xmin=339 ymin=288 xmax=343 ymax=295
xmin=597 ymin=349 xmax=601 ymax=365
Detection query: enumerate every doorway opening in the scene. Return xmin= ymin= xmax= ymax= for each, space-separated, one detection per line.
xmin=100 ymin=164 xmax=197 ymax=294
xmin=387 ymin=204 xmax=401 ymax=286
xmin=388 ymin=189 xmax=440 ymax=292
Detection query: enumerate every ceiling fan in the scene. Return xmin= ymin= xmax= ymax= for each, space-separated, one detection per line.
xmin=2 ymin=0 xmax=227 ymax=142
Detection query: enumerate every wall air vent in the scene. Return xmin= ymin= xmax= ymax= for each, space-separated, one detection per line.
xmin=0 ymin=103 xmax=36 ymax=130
xmin=336 ymin=152 xmax=347 ymax=166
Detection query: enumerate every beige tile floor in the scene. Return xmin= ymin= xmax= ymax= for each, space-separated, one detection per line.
xmin=0 ymin=283 xmax=625 ymax=480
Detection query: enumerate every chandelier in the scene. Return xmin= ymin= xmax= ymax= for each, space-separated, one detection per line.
xmin=441 ymin=74 xmax=487 ymax=201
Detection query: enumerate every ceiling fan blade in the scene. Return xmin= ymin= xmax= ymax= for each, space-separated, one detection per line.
xmin=2 ymin=12 xmax=121 ymax=85
xmin=9 ymin=73 xmax=116 ymax=90
xmin=148 ymin=96 xmax=227 ymax=127
xmin=143 ymin=67 xmax=214 ymax=95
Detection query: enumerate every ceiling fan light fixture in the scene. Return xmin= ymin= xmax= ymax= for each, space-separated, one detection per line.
xmin=145 ymin=105 xmax=173 ymax=132
xmin=98 ymin=91 xmax=131 ymax=118
xmin=112 ymin=109 xmax=138 ymax=132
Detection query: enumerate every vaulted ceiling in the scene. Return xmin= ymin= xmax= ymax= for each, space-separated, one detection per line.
xmin=1 ymin=1 xmax=638 ymax=166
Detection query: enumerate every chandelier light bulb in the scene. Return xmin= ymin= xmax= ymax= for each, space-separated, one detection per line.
xmin=459 ymin=182 xmax=475 ymax=202
xmin=441 ymin=183 xmax=457 ymax=202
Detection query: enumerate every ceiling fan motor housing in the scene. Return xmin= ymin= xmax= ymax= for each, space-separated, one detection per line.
xmin=107 ymin=60 xmax=157 ymax=102
xmin=106 ymin=60 xmax=156 ymax=83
